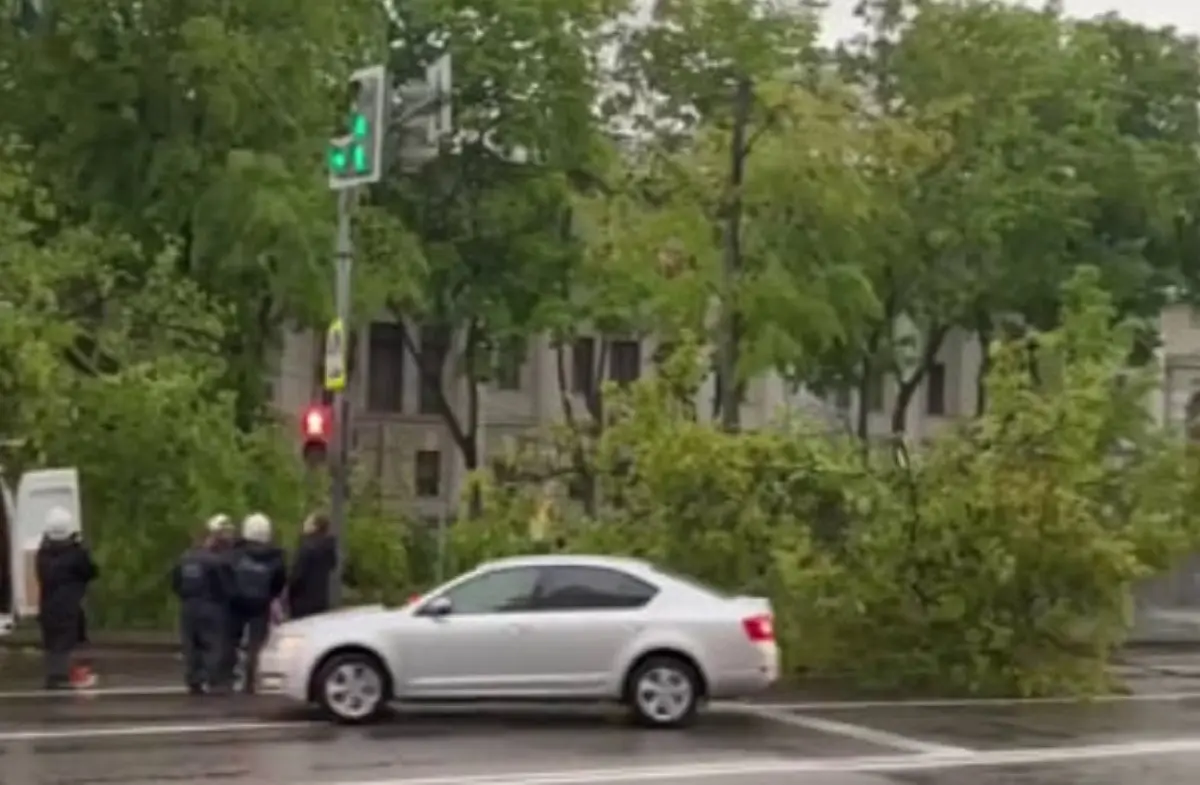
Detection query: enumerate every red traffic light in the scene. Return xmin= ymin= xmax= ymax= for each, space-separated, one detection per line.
xmin=302 ymin=405 xmax=331 ymax=441
xmin=301 ymin=404 xmax=332 ymax=467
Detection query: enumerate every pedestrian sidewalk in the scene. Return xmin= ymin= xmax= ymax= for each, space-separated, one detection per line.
xmin=0 ymin=649 xmax=180 ymax=693
xmin=0 ymin=625 xmax=177 ymax=654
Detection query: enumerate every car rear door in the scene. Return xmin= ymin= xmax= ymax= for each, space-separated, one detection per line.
xmin=521 ymin=565 xmax=659 ymax=696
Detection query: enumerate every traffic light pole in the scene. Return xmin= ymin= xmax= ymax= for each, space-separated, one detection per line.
xmin=329 ymin=186 xmax=354 ymax=607
xmin=323 ymin=57 xmax=449 ymax=607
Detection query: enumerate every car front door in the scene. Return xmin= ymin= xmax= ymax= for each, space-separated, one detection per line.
xmin=522 ymin=566 xmax=659 ymax=695
xmin=399 ymin=565 xmax=543 ymax=698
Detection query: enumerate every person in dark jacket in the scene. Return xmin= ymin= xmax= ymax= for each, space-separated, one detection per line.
xmin=171 ymin=527 xmax=234 ymax=694
xmin=35 ymin=507 xmax=97 ymax=689
xmin=287 ymin=513 xmax=337 ymax=619
xmin=224 ymin=512 xmax=286 ymax=694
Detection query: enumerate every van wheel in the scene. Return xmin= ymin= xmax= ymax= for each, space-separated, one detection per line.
xmin=315 ymin=652 xmax=387 ymax=724
xmin=626 ymin=655 xmax=700 ymax=728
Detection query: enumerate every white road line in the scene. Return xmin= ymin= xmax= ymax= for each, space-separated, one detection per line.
xmin=4 ymin=687 xmax=1199 ymax=706
xmin=0 ymin=720 xmax=316 ymax=743
xmin=732 ymin=704 xmax=971 ymax=755
xmin=739 ymin=690 xmax=1200 ymax=711
xmin=318 ymin=737 xmax=1200 ymax=785
xmin=0 ymin=685 xmax=183 ymax=700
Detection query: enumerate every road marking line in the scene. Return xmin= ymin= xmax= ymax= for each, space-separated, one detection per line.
xmin=0 ymin=685 xmax=184 ymax=700
xmin=737 ymin=690 xmax=1200 ymax=711
xmin=5 ymin=687 xmax=1199 ymax=706
xmin=732 ymin=704 xmax=971 ymax=755
xmin=318 ymin=736 xmax=1200 ymax=785
xmin=0 ymin=720 xmax=318 ymax=742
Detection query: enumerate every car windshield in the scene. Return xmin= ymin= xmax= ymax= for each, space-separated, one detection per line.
xmin=653 ymin=566 xmax=732 ymax=599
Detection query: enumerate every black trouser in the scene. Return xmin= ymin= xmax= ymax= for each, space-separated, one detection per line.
xmin=226 ymin=610 xmax=271 ymax=693
xmin=39 ymin=610 xmax=78 ymax=687
xmin=179 ymin=602 xmax=224 ymax=691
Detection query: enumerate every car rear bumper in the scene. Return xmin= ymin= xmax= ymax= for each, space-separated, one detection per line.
xmin=708 ymin=641 xmax=779 ymax=697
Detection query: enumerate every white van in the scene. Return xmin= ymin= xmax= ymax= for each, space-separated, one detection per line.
xmin=0 ymin=468 xmax=82 ymax=635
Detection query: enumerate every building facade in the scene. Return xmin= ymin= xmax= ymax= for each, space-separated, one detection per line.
xmin=268 ymin=305 xmax=1200 ymax=517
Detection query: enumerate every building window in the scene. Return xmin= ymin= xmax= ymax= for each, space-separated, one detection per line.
xmin=415 ymin=450 xmax=441 ymax=497
xmin=419 ymin=325 xmax=450 ymax=415
xmin=572 ymin=337 xmax=596 ymax=395
xmin=609 ymin=339 xmax=641 ymax=384
xmin=366 ymin=323 xmax=404 ymax=413
xmin=495 ymin=340 xmax=524 ymax=391
xmin=866 ymin=370 xmax=885 ymax=413
xmin=926 ymin=362 xmax=946 ymax=416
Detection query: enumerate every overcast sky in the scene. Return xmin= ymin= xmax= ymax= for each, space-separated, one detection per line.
xmin=817 ymin=0 xmax=1200 ymax=44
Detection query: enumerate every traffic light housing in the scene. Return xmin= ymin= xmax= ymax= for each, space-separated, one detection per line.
xmin=301 ymin=404 xmax=332 ymax=466
xmin=328 ymin=64 xmax=388 ymax=188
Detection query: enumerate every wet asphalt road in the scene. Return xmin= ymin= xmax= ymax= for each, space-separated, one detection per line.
xmin=3 ymin=653 xmax=1200 ymax=784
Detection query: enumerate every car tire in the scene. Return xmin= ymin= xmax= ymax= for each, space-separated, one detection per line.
xmin=314 ymin=652 xmax=388 ymax=725
xmin=626 ymin=655 xmax=701 ymax=729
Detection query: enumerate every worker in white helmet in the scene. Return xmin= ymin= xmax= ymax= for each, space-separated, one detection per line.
xmin=35 ymin=507 xmax=97 ymax=689
xmin=205 ymin=513 xmax=235 ymax=549
xmin=221 ymin=512 xmax=287 ymax=693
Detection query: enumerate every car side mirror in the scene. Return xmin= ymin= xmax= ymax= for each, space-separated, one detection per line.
xmin=421 ymin=596 xmax=452 ymax=617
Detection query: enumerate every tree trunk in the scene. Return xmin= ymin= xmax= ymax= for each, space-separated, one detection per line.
xmin=554 ymin=339 xmax=578 ymax=427
xmin=890 ymin=325 xmax=948 ymax=436
xmin=399 ymin=321 xmax=479 ymax=495
xmin=555 ymin=339 xmax=597 ymax=516
xmin=975 ymin=311 xmax=993 ymax=416
xmin=717 ymin=75 xmax=752 ymax=432
xmin=855 ymin=358 xmax=871 ymax=443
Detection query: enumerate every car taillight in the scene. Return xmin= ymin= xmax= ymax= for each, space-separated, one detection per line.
xmin=742 ymin=613 xmax=774 ymax=642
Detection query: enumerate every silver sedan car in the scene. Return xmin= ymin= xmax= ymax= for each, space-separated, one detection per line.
xmin=257 ymin=554 xmax=779 ymax=727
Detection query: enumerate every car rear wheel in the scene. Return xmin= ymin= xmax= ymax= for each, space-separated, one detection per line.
xmin=626 ymin=655 xmax=700 ymax=728
xmin=315 ymin=652 xmax=387 ymax=724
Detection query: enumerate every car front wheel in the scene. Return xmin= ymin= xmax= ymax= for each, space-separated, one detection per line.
xmin=315 ymin=652 xmax=388 ymax=724
xmin=626 ymin=655 xmax=700 ymax=728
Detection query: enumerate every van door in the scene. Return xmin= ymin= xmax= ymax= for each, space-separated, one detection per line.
xmin=0 ymin=479 xmax=13 ymax=636
xmin=10 ymin=468 xmax=81 ymax=619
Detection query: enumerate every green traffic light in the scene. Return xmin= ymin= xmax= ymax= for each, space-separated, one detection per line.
xmin=352 ymin=144 xmax=367 ymax=172
xmin=351 ymin=113 xmax=368 ymax=138
xmin=329 ymin=147 xmax=347 ymax=171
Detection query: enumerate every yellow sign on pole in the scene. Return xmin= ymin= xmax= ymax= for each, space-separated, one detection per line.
xmin=324 ymin=319 xmax=346 ymax=391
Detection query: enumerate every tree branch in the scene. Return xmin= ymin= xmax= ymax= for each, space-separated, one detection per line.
xmin=891 ymin=323 xmax=949 ymax=435
xmin=397 ymin=321 xmax=474 ymax=465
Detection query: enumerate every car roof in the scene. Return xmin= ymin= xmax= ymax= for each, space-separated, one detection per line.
xmin=478 ymin=553 xmax=653 ymax=574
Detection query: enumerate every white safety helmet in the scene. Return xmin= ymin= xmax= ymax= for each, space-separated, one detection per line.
xmin=44 ymin=506 xmax=74 ymax=541
xmin=242 ymin=512 xmax=272 ymax=543
xmin=206 ymin=513 xmax=232 ymax=533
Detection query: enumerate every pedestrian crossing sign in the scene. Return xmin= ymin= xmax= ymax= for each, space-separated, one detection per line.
xmin=324 ymin=319 xmax=346 ymax=392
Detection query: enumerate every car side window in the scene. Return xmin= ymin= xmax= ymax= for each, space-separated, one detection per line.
xmin=534 ymin=566 xmax=658 ymax=611
xmin=437 ymin=567 xmax=540 ymax=614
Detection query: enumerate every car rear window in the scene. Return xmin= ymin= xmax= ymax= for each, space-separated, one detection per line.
xmin=653 ymin=566 xmax=733 ymax=599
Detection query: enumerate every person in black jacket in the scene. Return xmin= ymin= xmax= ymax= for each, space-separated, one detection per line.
xmin=224 ymin=512 xmax=286 ymax=694
xmin=35 ymin=507 xmax=97 ymax=690
xmin=287 ymin=513 xmax=337 ymax=619
xmin=171 ymin=528 xmax=234 ymax=694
